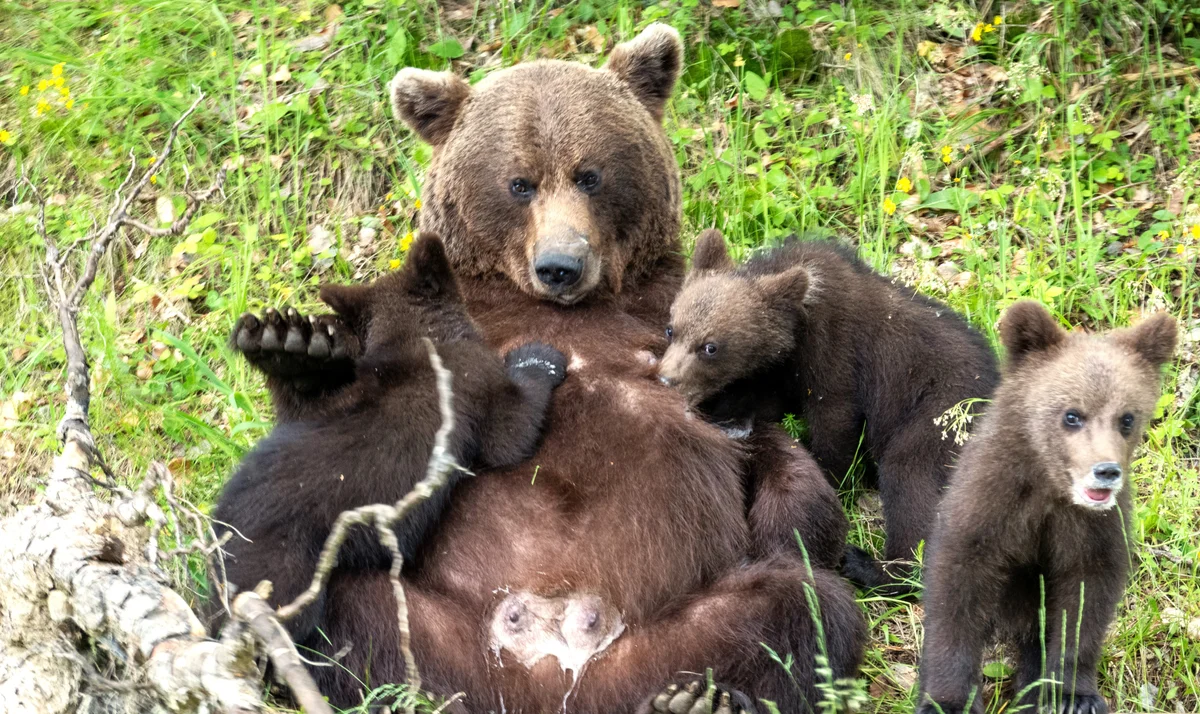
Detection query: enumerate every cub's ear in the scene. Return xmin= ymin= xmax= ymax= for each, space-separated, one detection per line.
xmin=1000 ymin=300 xmax=1067 ymax=367
xmin=690 ymin=229 xmax=733 ymax=274
xmin=604 ymin=23 xmax=683 ymax=121
xmin=389 ymin=68 xmax=471 ymax=147
xmin=401 ymin=233 xmax=461 ymax=301
xmin=1114 ymin=313 xmax=1177 ymax=369
xmin=755 ymin=266 xmax=809 ymax=306
xmin=319 ymin=283 xmax=372 ymax=327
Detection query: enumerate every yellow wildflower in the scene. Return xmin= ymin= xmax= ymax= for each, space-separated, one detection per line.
xmin=65 ymin=98 xmax=75 ymax=110
xmin=963 ymin=144 xmax=972 ymax=151
xmin=1176 ymin=244 xmax=1186 ymax=255
xmin=993 ymin=16 xmax=1003 ymax=25
xmin=882 ymin=197 xmax=897 ymax=215
xmin=1013 ymin=159 xmax=1023 ymax=165
xmin=414 ymin=198 xmax=422 ymax=210
xmin=59 ymin=86 xmax=70 ymax=98
xmin=38 ymin=79 xmax=50 ymax=92
xmin=0 ymin=129 xmax=11 ymax=144
xmin=971 ymin=22 xmax=984 ymax=42
xmin=52 ymin=62 xmax=64 ymax=77
xmin=35 ymin=98 xmax=51 ymax=115
xmin=1191 ymin=223 xmax=1200 ymax=239
xmin=400 ymin=231 xmax=414 ymax=252
xmin=389 ymin=258 xmax=402 ymax=270
xmin=917 ymin=41 xmax=936 ymax=58
xmin=149 ymin=175 xmax=157 ymax=185
xmin=953 ymin=177 xmax=962 ymax=183
xmin=20 ymin=85 xmax=29 ymax=96
xmin=844 ymin=52 xmax=852 ymax=61
xmin=733 ymin=55 xmax=745 ymax=68
xmin=1156 ymin=229 xmax=1169 ymax=240
xmin=53 ymin=76 xmax=64 ymax=88
xmin=385 ymin=192 xmax=394 ymax=200
xmin=983 ymin=23 xmax=996 ymax=34
xmin=896 ymin=177 xmax=913 ymax=193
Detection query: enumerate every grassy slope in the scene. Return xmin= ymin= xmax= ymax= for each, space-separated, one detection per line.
xmin=1 ymin=0 xmax=1198 ymax=711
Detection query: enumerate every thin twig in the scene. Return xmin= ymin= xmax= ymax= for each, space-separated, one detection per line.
xmin=233 ymin=589 xmax=334 ymax=714
xmin=275 ymin=338 xmax=466 ymax=708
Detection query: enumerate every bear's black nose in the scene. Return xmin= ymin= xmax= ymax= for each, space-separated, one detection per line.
xmin=1092 ymin=462 xmax=1122 ymax=483
xmin=535 ymin=253 xmax=583 ymax=289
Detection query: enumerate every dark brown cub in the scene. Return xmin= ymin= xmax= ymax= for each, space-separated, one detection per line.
xmin=211 ymin=234 xmax=567 ymax=654
xmin=917 ymin=301 xmax=1177 ymax=714
xmin=659 ymin=230 xmax=999 ymax=591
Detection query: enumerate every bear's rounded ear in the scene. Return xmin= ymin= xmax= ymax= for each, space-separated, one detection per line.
xmin=319 ymin=283 xmax=372 ymax=326
xmin=999 ymin=300 xmax=1067 ymax=367
xmin=389 ymin=68 xmax=471 ymax=147
xmin=402 ymin=232 xmax=461 ymax=300
xmin=690 ymin=229 xmax=733 ymax=274
xmin=755 ymin=266 xmax=809 ymax=306
xmin=1114 ymin=312 xmax=1177 ymax=369
xmin=604 ymin=23 xmax=683 ymax=121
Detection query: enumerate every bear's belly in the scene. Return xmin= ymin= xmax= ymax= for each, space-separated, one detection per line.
xmin=415 ymin=371 xmax=749 ymax=622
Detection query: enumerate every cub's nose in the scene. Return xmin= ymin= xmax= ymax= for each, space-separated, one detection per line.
xmin=534 ymin=253 xmax=583 ymax=289
xmin=1092 ymin=462 xmax=1122 ymax=483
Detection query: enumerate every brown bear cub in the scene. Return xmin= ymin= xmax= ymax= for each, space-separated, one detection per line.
xmin=213 ymin=234 xmax=567 ymax=647
xmin=658 ymin=230 xmax=999 ymax=591
xmin=917 ymin=301 xmax=1176 ymax=714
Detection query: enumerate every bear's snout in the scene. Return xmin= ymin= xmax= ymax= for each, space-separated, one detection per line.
xmin=534 ymin=251 xmax=584 ymax=289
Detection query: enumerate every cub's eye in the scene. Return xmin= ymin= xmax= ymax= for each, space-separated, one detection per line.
xmin=1063 ymin=409 xmax=1084 ymax=429
xmin=510 ymin=178 xmax=534 ymax=199
xmin=665 ymin=325 xmax=674 ymax=341
xmin=700 ymin=343 xmax=719 ymax=357
xmin=1119 ymin=413 xmax=1135 ymax=435
xmin=575 ymin=170 xmax=601 ymax=194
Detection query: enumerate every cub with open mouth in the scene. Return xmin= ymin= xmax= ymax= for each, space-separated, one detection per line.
xmin=917 ymin=300 xmax=1177 ymax=714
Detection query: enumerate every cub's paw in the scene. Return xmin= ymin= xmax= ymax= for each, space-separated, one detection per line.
xmin=1058 ymin=693 xmax=1108 ymax=714
xmin=643 ymin=679 xmax=757 ymax=714
xmin=504 ymin=343 xmax=568 ymax=387
xmin=231 ymin=307 xmax=359 ymax=376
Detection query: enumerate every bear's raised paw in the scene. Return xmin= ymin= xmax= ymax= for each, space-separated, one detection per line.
xmin=231 ymin=307 xmax=360 ymax=378
xmin=642 ymin=680 xmax=757 ymax=714
xmin=504 ymin=343 xmax=568 ymax=387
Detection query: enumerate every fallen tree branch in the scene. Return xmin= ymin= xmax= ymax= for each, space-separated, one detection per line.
xmin=0 ymin=93 xmax=293 ymax=714
xmin=233 ymin=586 xmax=333 ymax=714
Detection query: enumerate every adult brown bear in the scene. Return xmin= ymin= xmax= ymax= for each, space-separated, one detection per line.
xmin=230 ymin=25 xmax=865 ymax=713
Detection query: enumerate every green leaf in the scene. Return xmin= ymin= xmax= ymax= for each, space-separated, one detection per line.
xmin=192 ymin=212 xmax=224 ymax=231
xmin=385 ymin=27 xmax=407 ymax=65
xmin=428 ymin=38 xmax=464 ymax=60
xmin=743 ymin=71 xmax=768 ymax=101
xmin=753 ymin=125 xmax=771 ymax=149
xmin=982 ymin=661 xmax=1012 ymax=679
xmin=921 ymin=188 xmax=980 ymax=211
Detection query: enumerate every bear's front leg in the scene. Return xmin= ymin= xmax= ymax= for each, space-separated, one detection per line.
xmin=742 ymin=423 xmax=848 ymax=569
xmin=230 ymin=306 xmax=361 ymax=421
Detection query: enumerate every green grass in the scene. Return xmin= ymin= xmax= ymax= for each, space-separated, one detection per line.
xmin=2 ymin=0 xmax=1198 ymax=711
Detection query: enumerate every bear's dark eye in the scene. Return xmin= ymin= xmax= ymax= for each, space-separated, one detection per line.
xmin=1063 ymin=409 xmax=1084 ymax=429
xmin=700 ymin=342 xmax=719 ymax=358
xmin=510 ymin=178 xmax=534 ymax=200
xmin=665 ymin=325 xmax=674 ymax=341
xmin=575 ymin=170 xmax=601 ymax=195
xmin=1119 ymin=413 xmax=1135 ymax=436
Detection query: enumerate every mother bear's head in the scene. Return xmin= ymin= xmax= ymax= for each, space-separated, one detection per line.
xmin=389 ymin=24 xmax=684 ymax=305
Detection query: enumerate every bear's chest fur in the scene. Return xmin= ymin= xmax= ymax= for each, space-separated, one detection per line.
xmin=412 ymin=278 xmax=750 ymax=622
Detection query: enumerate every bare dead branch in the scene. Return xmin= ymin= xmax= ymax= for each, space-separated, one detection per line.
xmin=233 ymin=589 xmax=333 ymax=714
xmin=275 ymin=337 xmax=466 ymax=709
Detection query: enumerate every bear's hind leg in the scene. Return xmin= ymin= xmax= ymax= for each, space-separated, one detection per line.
xmin=573 ymin=556 xmax=867 ymax=714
